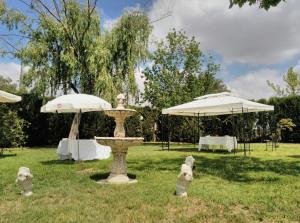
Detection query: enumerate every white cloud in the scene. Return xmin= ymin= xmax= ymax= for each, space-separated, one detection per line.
xmin=0 ymin=62 xmax=22 ymax=83
xmin=103 ymin=4 xmax=142 ymax=31
xmin=294 ymin=60 xmax=300 ymax=73
xmin=103 ymin=17 xmax=118 ymax=31
xmin=226 ymin=68 xmax=285 ymax=99
xmin=135 ymin=67 xmax=145 ymax=93
xmin=148 ymin=0 xmax=300 ymax=64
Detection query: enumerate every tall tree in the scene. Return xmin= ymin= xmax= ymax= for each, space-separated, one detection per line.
xmin=229 ymin=0 xmax=286 ymax=10
xmin=143 ymin=29 xmax=226 ymax=109
xmin=0 ymin=75 xmax=17 ymax=92
xmin=267 ymin=67 xmax=300 ymax=96
xmin=107 ymin=11 xmax=151 ymax=101
xmin=0 ymin=0 xmax=151 ymax=101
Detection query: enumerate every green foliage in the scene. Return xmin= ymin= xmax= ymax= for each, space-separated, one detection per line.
xmin=0 ymin=0 xmax=26 ymax=31
xmin=0 ymin=105 xmax=28 ymax=151
xmin=229 ymin=0 xmax=286 ymax=10
xmin=267 ymin=67 xmax=300 ymax=96
xmin=2 ymin=92 xmax=300 ymax=146
xmin=0 ymin=75 xmax=17 ymax=92
xmin=272 ymin=118 xmax=296 ymax=142
xmin=143 ymin=29 xmax=226 ymax=109
xmin=278 ymin=118 xmax=295 ymax=132
xmin=107 ymin=11 xmax=152 ymax=100
xmin=0 ymin=1 xmax=151 ymax=102
xmin=0 ymin=76 xmax=28 ymax=152
xmin=258 ymin=95 xmax=300 ymax=142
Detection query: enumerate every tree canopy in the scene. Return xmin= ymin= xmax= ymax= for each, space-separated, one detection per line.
xmin=267 ymin=67 xmax=300 ymax=96
xmin=0 ymin=75 xmax=17 ymax=92
xmin=0 ymin=0 xmax=151 ymax=102
xmin=143 ymin=29 xmax=226 ymax=109
xmin=229 ymin=0 xmax=286 ymax=10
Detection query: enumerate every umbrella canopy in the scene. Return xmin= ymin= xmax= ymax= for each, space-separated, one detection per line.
xmin=162 ymin=92 xmax=274 ymax=116
xmin=40 ymin=93 xmax=111 ymax=113
xmin=0 ymin=90 xmax=22 ymax=103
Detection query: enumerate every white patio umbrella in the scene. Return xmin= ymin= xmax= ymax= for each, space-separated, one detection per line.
xmin=0 ymin=90 xmax=22 ymax=103
xmin=41 ymin=93 xmax=112 ymax=160
xmin=40 ymin=93 xmax=111 ymax=113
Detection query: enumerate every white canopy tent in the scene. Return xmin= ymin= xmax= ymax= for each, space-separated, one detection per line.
xmin=41 ymin=93 xmax=112 ymax=161
xmin=0 ymin=90 xmax=22 ymax=103
xmin=162 ymin=92 xmax=274 ymax=116
xmin=161 ymin=92 xmax=274 ymax=154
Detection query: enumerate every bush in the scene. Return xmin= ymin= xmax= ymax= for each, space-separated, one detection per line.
xmin=0 ymin=105 xmax=28 ymax=151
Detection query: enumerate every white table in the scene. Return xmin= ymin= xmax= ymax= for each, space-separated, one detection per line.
xmin=57 ymin=139 xmax=111 ymax=161
xmin=198 ymin=136 xmax=238 ymax=152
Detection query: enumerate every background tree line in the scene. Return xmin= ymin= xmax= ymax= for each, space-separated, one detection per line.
xmin=2 ymin=88 xmax=300 ymax=148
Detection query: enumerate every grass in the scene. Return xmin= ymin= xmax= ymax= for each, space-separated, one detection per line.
xmin=1 ymin=143 xmax=300 ymax=222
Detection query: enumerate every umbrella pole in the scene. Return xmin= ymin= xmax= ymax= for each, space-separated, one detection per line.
xmin=77 ymin=110 xmax=82 ymax=161
xmin=193 ymin=113 xmax=196 ymax=149
xmin=161 ymin=114 xmax=164 ymax=150
xmin=197 ymin=113 xmax=200 ymax=150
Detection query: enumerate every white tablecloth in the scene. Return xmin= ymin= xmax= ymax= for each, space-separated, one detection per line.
xmin=199 ymin=136 xmax=237 ymax=152
xmin=57 ymin=139 xmax=111 ymax=161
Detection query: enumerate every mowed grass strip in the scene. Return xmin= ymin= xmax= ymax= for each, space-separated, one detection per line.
xmin=1 ymin=143 xmax=300 ymax=222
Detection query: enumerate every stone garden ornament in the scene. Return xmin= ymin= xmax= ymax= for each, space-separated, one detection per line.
xmin=176 ymin=156 xmax=195 ymax=197
xmin=16 ymin=167 xmax=33 ymax=197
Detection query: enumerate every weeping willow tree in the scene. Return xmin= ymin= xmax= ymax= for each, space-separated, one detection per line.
xmin=0 ymin=0 xmax=151 ymax=102
xmin=106 ymin=11 xmax=151 ymax=102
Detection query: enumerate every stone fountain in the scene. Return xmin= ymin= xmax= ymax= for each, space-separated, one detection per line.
xmin=95 ymin=94 xmax=144 ymax=184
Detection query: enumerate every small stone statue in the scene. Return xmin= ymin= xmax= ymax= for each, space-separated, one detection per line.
xmin=116 ymin=93 xmax=125 ymax=109
xmin=16 ymin=167 xmax=33 ymax=197
xmin=175 ymin=156 xmax=195 ymax=197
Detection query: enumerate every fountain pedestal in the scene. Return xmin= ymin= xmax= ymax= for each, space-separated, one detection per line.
xmin=95 ymin=94 xmax=144 ymax=184
xmin=95 ymin=137 xmax=143 ymax=184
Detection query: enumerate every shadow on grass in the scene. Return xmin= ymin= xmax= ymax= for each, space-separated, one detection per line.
xmin=41 ymin=159 xmax=99 ymax=165
xmin=158 ymin=147 xmax=247 ymax=154
xmin=0 ymin=153 xmax=17 ymax=159
xmin=288 ymin=155 xmax=300 ymax=159
xmin=127 ymin=155 xmax=300 ymax=183
xmin=41 ymin=159 xmax=76 ymax=165
xmin=90 ymin=172 xmax=137 ymax=181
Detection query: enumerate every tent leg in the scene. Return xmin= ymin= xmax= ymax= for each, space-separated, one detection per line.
xmin=242 ymin=108 xmax=246 ymax=156
xmin=232 ymin=110 xmax=236 ymax=155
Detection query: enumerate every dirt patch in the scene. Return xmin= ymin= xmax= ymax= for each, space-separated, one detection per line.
xmin=76 ymin=168 xmax=96 ymax=175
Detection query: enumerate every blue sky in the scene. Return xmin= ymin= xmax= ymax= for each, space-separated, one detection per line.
xmin=1 ymin=0 xmax=300 ymax=99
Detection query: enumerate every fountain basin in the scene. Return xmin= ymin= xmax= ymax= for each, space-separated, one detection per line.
xmin=95 ymin=137 xmax=144 ymax=184
xmin=95 ymin=137 xmax=143 ymax=150
xmin=104 ymin=109 xmax=136 ymax=118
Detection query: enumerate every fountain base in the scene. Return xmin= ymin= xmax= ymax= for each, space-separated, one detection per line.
xmin=97 ymin=174 xmax=137 ymax=184
xmin=95 ymin=137 xmax=143 ymax=184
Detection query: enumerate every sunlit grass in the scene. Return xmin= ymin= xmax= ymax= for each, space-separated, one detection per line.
xmin=1 ymin=143 xmax=300 ymax=222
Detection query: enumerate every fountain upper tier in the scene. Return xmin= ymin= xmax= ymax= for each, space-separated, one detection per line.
xmin=102 ymin=94 xmax=140 ymax=138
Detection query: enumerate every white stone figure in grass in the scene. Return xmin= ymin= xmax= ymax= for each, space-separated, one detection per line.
xmin=16 ymin=167 xmax=33 ymax=197
xmin=176 ymin=156 xmax=195 ymax=197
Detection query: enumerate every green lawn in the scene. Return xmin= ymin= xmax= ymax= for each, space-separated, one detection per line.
xmin=1 ymin=143 xmax=300 ymax=223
